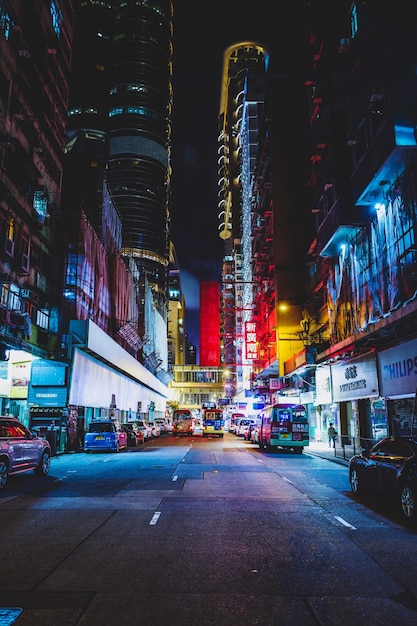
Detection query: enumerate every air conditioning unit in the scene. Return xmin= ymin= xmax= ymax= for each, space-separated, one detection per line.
xmin=4 ymin=238 xmax=14 ymax=259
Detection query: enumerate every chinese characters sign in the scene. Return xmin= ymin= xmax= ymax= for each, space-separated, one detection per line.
xmin=245 ymin=321 xmax=258 ymax=360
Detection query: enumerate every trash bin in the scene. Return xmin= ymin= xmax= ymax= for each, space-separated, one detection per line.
xmin=46 ymin=426 xmax=58 ymax=456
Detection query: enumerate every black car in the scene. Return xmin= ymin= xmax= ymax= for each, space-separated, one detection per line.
xmin=122 ymin=423 xmax=144 ymax=447
xmin=349 ymin=436 xmax=417 ymax=521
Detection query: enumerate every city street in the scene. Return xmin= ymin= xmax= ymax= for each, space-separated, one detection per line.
xmin=1 ymin=433 xmax=417 ymax=625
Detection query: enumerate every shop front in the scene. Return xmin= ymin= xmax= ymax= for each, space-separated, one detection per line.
xmin=330 ymin=350 xmax=381 ymax=448
xmin=377 ymin=338 xmax=417 ymax=435
xmin=27 ymin=359 xmax=69 ymax=455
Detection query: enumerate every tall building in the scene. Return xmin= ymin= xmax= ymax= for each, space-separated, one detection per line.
xmin=0 ymin=1 xmax=174 ymax=443
xmin=217 ymin=42 xmax=269 ymax=400
xmin=0 ymin=0 xmax=74 ymax=424
xmin=65 ymin=0 xmax=173 ymax=330
xmin=106 ymin=0 xmax=173 ymax=320
xmin=57 ymin=0 xmax=174 ymax=439
xmin=283 ymin=0 xmax=417 ymax=443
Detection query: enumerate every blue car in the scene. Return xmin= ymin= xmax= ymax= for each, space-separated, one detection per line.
xmin=84 ymin=420 xmax=127 ymax=453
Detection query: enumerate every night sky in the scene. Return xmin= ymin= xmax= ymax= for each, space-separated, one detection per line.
xmin=170 ymin=1 xmax=306 ymax=352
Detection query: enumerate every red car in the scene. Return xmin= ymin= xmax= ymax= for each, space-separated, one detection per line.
xmin=0 ymin=416 xmax=51 ymax=489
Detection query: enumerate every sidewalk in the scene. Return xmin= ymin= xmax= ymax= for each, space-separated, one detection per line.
xmin=306 ymin=440 xmax=354 ymax=466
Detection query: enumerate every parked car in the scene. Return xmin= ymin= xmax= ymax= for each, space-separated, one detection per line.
xmin=236 ymin=419 xmax=255 ymax=437
xmin=154 ymin=418 xmax=171 ymax=434
xmin=235 ymin=419 xmax=255 ymax=439
xmin=0 ymin=416 xmax=51 ymax=489
xmin=128 ymin=420 xmax=151 ymax=441
xmin=149 ymin=421 xmax=161 ymax=438
xmin=243 ymin=422 xmax=256 ymax=442
xmin=122 ymin=423 xmax=144 ymax=446
xmin=84 ymin=420 xmax=128 ymax=453
xmin=229 ymin=413 xmax=245 ymax=434
xmin=349 ymin=436 xmax=417 ymax=521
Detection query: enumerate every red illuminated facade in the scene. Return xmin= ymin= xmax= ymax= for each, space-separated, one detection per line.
xmin=199 ymin=281 xmax=220 ymax=367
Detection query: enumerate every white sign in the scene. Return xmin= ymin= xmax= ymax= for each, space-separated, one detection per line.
xmin=378 ymin=338 xmax=417 ymax=397
xmin=315 ymin=365 xmax=332 ymax=404
xmin=331 ymin=352 xmax=379 ymax=401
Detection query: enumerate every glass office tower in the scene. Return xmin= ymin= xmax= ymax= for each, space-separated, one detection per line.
xmin=106 ymin=1 xmax=173 ymax=319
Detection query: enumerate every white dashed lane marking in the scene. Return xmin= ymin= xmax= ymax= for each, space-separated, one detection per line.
xmin=149 ymin=512 xmax=161 ymax=525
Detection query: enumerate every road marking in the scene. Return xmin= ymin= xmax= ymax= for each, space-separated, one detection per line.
xmin=172 ymin=475 xmax=178 ymax=481
xmin=149 ymin=512 xmax=161 ymax=525
xmin=334 ymin=515 xmax=357 ymax=530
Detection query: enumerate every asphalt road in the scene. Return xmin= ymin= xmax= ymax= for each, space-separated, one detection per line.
xmin=1 ymin=433 xmax=417 ymax=625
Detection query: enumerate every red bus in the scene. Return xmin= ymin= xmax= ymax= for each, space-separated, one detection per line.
xmin=172 ymin=409 xmax=194 ymax=436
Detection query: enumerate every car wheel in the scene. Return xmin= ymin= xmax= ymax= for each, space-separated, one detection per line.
xmin=350 ymin=467 xmax=361 ymax=494
xmin=34 ymin=450 xmax=51 ymax=476
xmin=0 ymin=458 xmax=9 ymax=489
xmin=400 ymin=484 xmax=416 ymax=520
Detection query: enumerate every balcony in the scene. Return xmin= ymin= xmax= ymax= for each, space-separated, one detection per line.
xmin=316 ymin=197 xmax=363 ymax=257
xmin=352 ymin=120 xmax=417 ymax=207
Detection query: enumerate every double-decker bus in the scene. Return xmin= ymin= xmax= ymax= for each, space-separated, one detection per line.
xmin=257 ymin=403 xmax=309 ymax=453
xmin=172 ymin=409 xmax=194 ymax=436
xmin=202 ymin=408 xmax=225 ymax=438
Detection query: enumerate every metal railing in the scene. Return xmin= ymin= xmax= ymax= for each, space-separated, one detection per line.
xmin=335 ymin=435 xmax=376 ymax=461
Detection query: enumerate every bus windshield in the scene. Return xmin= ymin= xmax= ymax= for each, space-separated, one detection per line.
xmin=202 ymin=408 xmax=225 ymax=439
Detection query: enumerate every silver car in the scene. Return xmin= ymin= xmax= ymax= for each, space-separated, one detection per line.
xmin=0 ymin=416 xmax=51 ymax=489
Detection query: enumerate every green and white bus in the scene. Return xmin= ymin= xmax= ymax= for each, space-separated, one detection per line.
xmin=257 ymin=403 xmax=309 ymax=453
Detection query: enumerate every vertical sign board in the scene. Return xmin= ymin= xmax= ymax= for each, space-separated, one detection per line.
xmin=245 ymin=321 xmax=258 ymax=361
xmin=200 ymin=281 xmax=220 ymax=366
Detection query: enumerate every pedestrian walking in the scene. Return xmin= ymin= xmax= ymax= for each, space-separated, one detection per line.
xmin=327 ymin=423 xmax=337 ymax=448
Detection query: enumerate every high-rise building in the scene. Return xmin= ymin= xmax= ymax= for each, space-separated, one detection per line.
xmin=0 ymin=0 xmax=74 ymax=423
xmin=106 ymin=0 xmax=173 ymax=319
xmin=284 ymin=0 xmax=417 ymax=444
xmin=66 ymin=0 xmax=173 ymax=327
xmin=57 ymin=0 xmax=174 ymax=433
xmin=217 ymin=42 xmax=269 ymax=400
